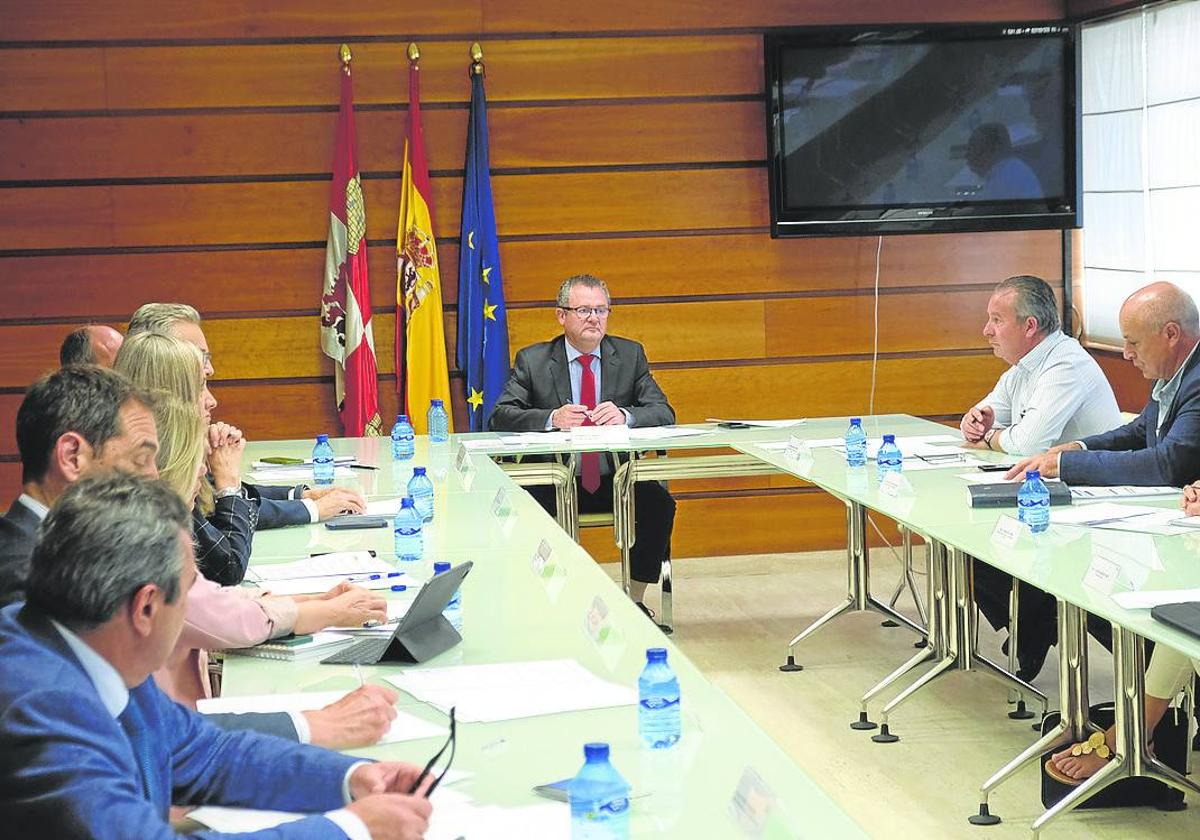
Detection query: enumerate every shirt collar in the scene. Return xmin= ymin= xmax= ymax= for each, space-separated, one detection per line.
xmin=564 ymin=339 xmax=601 ymax=364
xmin=1015 ymin=331 xmax=1065 ymax=373
xmin=1152 ymin=341 xmax=1200 ymax=403
xmin=17 ymin=493 xmax=49 ymax=520
xmin=50 ymin=618 xmax=130 ymax=718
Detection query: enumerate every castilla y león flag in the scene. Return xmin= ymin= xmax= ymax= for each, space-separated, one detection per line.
xmin=319 ymin=44 xmax=382 ymax=437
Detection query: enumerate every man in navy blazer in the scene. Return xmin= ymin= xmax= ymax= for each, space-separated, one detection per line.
xmin=1007 ymin=282 xmax=1200 ymax=487
xmin=0 ymin=473 xmax=432 ymax=839
xmin=490 ymin=274 xmax=676 ymax=617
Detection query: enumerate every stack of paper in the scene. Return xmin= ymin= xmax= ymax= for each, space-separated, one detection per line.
xmin=1070 ymin=485 xmax=1180 ymax=500
xmin=706 ymin=417 xmax=806 ymax=428
xmin=198 ymin=689 xmax=447 ymax=744
xmin=1052 ymin=503 xmax=1195 ymax=535
xmin=246 ymin=552 xmax=396 ymax=583
xmin=248 ymin=465 xmax=354 ymax=482
xmin=1113 ymin=588 xmax=1200 ymax=609
xmin=385 ymin=659 xmax=637 ymax=723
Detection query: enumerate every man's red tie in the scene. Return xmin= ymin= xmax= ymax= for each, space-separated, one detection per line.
xmin=578 ymin=353 xmax=601 ymax=493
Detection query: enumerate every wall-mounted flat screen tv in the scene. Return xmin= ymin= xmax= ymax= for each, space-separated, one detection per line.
xmin=766 ymin=24 xmax=1079 ymax=237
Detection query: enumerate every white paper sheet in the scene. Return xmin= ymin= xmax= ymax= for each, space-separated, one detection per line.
xmin=250 ymin=573 xmax=419 ymax=596
xmin=246 ymin=552 xmax=395 ymax=583
xmin=1113 ymin=587 xmax=1200 ymax=609
xmin=365 ymin=497 xmax=402 ymax=516
xmin=1052 ymin=503 xmax=1168 ymax=526
xmin=248 ymin=466 xmax=355 ymax=482
xmin=627 ymin=426 xmax=711 ymax=440
xmin=1069 ymin=485 xmax=1181 ymax=500
xmin=385 ymin=659 xmax=637 ymax=723
xmin=569 ymin=426 xmax=630 ymax=446
xmin=706 ymin=417 xmax=807 ymax=428
xmin=199 ymin=688 xmax=448 ymax=744
xmin=251 ymin=456 xmax=356 ymax=469
xmin=428 ymin=801 xmax=570 ymax=840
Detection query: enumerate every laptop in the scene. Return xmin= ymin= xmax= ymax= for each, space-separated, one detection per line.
xmin=322 ymin=561 xmax=473 ymax=666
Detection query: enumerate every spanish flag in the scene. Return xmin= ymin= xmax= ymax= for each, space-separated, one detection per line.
xmin=396 ymin=43 xmax=453 ymax=435
xmin=319 ymin=44 xmax=382 ymax=437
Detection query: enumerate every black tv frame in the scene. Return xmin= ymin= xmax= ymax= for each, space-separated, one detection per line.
xmin=765 ymin=23 xmax=1082 ymax=238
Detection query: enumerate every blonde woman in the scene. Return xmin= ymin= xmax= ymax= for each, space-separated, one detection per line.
xmin=115 ymin=332 xmax=255 ymax=585
xmin=150 ymin=393 xmax=397 ymax=748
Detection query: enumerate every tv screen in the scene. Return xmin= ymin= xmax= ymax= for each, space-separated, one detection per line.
xmin=766 ymin=25 xmax=1079 ymax=237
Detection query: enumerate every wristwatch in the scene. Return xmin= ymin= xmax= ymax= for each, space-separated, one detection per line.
xmin=214 ymin=486 xmax=243 ymax=500
xmin=983 ymin=429 xmax=998 ymax=451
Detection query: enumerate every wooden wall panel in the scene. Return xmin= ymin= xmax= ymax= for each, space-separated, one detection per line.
xmin=0 ymin=101 xmax=766 ymax=180
xmin=0 ymin=168 xmax=766 ymax=250
xmin=1091 ymin=348 xmax=1149 ymax=413
xmin=3 ymin=1 xmax=1063 ymax=42
xmin=0 ymin=230 xmax=1062 ymax=322
xmin=0 ymin=38 xmax=762 ymax=112
xmin=0 ymin=0 xmax=1074 ymax=555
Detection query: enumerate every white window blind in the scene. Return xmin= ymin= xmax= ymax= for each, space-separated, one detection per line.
xmin=1081 ymin=0 xmax=1200 ymax=348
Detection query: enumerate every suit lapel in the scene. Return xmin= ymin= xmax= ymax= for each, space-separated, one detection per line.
xmin=1156 ymin=346 xmax=1200 ymax=439
xmin=548 ymin=337 xmax=572 ymax=407
xmin=600 ymin=336 xmax=620 ymax=404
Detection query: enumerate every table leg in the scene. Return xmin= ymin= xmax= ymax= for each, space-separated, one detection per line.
xmin=1030 ymin=624 xmax=1200 ymax=837
xmin=971 ymin=600 xmax=1093 ymax=825
xmin=781 ymin=501 xmax=923 ymax=672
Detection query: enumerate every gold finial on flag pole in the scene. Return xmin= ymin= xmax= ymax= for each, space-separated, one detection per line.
xmin=407 ymin=42 xmax=420 ymax=64
xmin=339 ymin=43 xmax=352 ymax=74
xmin=469 ymin=42 xmax=484 ymax=77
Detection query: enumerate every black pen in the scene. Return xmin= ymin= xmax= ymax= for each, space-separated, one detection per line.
xmin=346 ymin=463 xmax=379 ymax=471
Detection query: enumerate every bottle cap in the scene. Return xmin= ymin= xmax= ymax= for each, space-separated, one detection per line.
xmin=431 ymin=398 xmax=444 ymax=407
xmin=646 ymin=647 xmax=668 ymax=662
xmin=1026 ymin=470 xmax=1040 ymax=480
xmin=882 ymin=434 xmax=895 ymax=443
xmin=316 ymin=434 xmax=329 ymax=443
xmin=850 ymin=417 xmax=861 ymax=424
xmin=433 ymin=561 xmax=451 ymax=574
xmin=413 ymin=467 xmax=427 ymax=476
xmin=396 ymin=414 xmax=408 ymax=423
xmin=583 ymin=743 xmax=610 ymax=761
xmin=401 ymin=497 xmax=415 ymax=508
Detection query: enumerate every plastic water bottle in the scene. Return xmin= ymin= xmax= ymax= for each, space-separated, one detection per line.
xmin=1018 ymin=469 xmax=1051 ymax=534
xmin=844 ymin=417 xmax=867 ymax=467
xmin=876 ymin=433 xmax=903 ymax=481
xmin=638 ymin=647 xmax=681 ymax=750
xmin=408 ymin=466 xmax=435 ymax=523
xmin=428 ymin=399 xmax=450 ymax=443
xmin=568 ymin=743 xmax=630 ymax=840
xmin=433 ymin=560 xmax=462 ymax=632
xmin=393 ymin=497 xmax=424 ymax=563
xmin=391 ymin=414 xmax=414 ymax=461
xmin=312 ymin=434 xmax=335 ymax=486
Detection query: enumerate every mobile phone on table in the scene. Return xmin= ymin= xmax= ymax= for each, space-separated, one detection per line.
xmin=717 ymin=422 xmax=751 ymax=430
xmin=977 ymin=464 xmax=1015 ymax=473
xmin=324 ymin=515 xmax=390 ymax=530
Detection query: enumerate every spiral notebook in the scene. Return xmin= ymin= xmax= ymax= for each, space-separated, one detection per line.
xmin=221 ymin=631 xmax=354 ymax=661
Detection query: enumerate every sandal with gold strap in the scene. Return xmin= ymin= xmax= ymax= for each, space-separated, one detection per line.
xmin=1044 ymin=732 xmax=1112 ymax=786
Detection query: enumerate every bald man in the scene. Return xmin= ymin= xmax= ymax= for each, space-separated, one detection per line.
xmin=1008 ymin=281 xmax=1200 ymax=487
xmin=59 ymin=325 xmax=124 ymax=368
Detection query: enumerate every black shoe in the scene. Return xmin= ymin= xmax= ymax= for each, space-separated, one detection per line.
xmin=1193 ymin=729 xmax=1200 ymax=752
xmin=636 ymin=602 xmax=655 ymax=621
xmin=1016 ymin=642 xmax=1051 ymax=684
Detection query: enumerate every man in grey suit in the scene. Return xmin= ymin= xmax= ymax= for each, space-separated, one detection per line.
xmin=1006 ymin=281 xmax=1200 ymax=487
xmin=490 ymin=274 xmax=676 ymax=616
xmin=0 ymin=366 xmax=395 ymax=749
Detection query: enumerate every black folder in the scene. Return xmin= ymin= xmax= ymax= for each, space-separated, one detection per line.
xmin=967 ymin=481 xmax=1073 ymax=509
xmin=1150 ymin=602 xmax=1200 ymax=642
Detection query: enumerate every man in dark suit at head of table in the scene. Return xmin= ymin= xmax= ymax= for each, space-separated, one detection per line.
xmin=489 ymin=274 xmax=677 ymax=620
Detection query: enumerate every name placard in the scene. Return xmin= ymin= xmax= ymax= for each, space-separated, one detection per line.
xmin=878 ymin=471 xmax=913 ymax=499
xmin=991 ymin=514 xmax=1022 ymax=548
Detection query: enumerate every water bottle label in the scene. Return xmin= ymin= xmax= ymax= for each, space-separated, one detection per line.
xmin=598 ymin=797 xmax=629 ymax=817
xmin=396 ymin=526 xmax=420 ymax=536
xmin=640 ymin=695 xmax=680 ymax=711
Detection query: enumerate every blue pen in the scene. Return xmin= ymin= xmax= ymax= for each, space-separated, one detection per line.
xmin=347 ymin=572 xmax=401 ymax=583
xmin=390 ymin=584 xmax=408 ymax=592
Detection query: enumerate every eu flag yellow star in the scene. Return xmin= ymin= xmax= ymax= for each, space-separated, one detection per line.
xmin=483 ymin=301 xmax=497 ymax=321
xmin=467 ymin=231 xmax=475 ymax=250
xmin=482 ymin=266 xmax=492 ymax=285
xmin=467 ymin=388 xmax=484 ymax=411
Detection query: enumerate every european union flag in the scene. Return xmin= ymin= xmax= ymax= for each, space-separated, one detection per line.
xmin=456 ymin=67 xmax=509 ymax=432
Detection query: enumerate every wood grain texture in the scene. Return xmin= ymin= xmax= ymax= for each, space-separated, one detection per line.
xmin=1090 ymin=348 xmax=1149 ymax=413
xmin=0 ymin=101 xmax=766 ymax=180
xmin=0 ymin=37 xmax=762 ymax=112
xmin=1 ymin=291 xmax=1002 ymax=387
xmin=0 ymin=229 xmax=1061 ymax=321
xmin=0 ymin=168 xmax=766 ymax=250
xmin=2 ymin=0 xmax=1064 ymax=42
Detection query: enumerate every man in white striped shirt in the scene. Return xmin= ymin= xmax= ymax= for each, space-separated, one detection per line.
xmin=961 ymin=275 xmax=1122 ymax=681
xmin=961 ymin=275 xmax=1121 ymax=456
